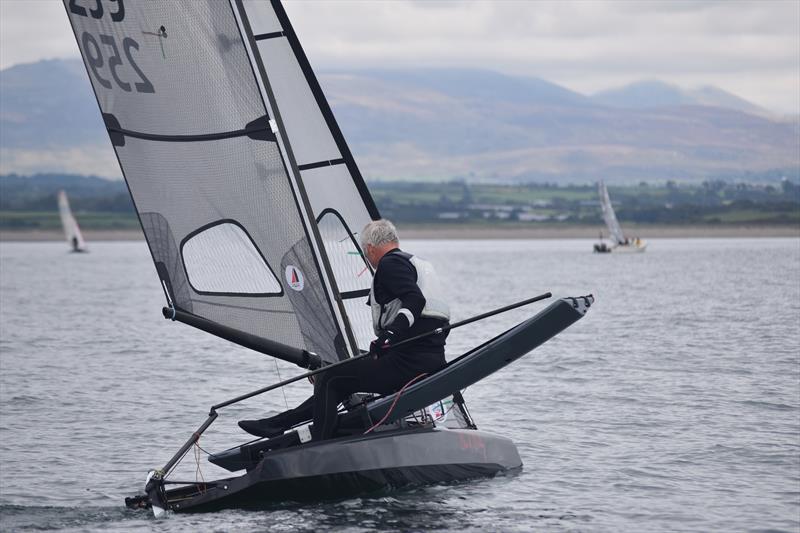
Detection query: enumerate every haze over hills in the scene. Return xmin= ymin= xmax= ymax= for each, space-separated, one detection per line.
xmin=1 ymin=59 xmax=797 ymax=183
xmin=590 ymin=80 xmax=770 ymax=116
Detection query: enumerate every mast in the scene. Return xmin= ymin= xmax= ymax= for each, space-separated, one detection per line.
xmin=231 ymin=0 xmax=383 ymax=355
xmin=230 ymin=0 xmax=359 ymax=358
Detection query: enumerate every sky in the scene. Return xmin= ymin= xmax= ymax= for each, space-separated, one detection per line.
xmin=1 ymin=0 xmax=799 ymax=113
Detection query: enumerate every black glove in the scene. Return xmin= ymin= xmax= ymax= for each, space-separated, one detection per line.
xmin=369 ymin=330 xmax=396 ymax=357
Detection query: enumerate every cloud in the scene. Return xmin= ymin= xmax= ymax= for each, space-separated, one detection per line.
xmin=1 ymin=0 xmax=798 ymax=112
xmin=0 ymin=0 xmax=81 ymax=68
xmin=282 ymin=0 xmax=800 ymax=112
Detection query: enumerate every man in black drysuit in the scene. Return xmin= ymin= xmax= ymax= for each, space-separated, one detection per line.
xmin=238 ymin=219 xmax=450 ymax=441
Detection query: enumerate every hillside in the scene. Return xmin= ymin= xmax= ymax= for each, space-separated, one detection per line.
xmin=1 ymin=60 xmax=798 ymax=183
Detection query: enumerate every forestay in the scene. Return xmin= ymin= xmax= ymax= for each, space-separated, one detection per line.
xmin=64 ymin=0 xmax=379 ymax=365
xmin=57 ymin=190 xmax=86 ymax=251
xmin=598 ymin=181 xmax=625 ymax=245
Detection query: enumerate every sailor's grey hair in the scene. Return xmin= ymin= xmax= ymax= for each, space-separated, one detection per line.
xmin=361 ymin=219 xmax=399 ymax=249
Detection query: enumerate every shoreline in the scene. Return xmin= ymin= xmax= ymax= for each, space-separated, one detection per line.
xmin=1 ymin=225 xmax=798 ymax=242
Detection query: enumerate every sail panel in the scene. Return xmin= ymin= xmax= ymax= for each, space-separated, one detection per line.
xmin=242 ymin=0 xmax=282 ymax=34
xmin=64 ymin=0 xmax=344 ymax=364
xmin=255 ymin=38 xmax=341 ymax=166
xmin=301 ymin=165 xmax=374 ymax=239
xmin=67 ymin=1 xmax=264 ymax=137
xmin=342 ymin=298 xmax=374 ymax=352
xmin=117 ymin=134 xmax=340 ymax=361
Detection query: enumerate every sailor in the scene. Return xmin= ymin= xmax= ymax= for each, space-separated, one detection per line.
xmin=239 ymin=219 xmax=450 ymax=441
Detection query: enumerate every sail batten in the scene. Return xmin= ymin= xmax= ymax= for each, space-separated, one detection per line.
xmin=102 ymin=114 xmax=275 ymax=145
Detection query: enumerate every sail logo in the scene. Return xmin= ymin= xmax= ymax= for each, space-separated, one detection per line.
xmin=285 ymin=266 xmax=304 ymax=291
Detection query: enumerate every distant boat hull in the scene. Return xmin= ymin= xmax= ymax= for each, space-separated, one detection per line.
xmin=612 ymin=241 xmax=647 ymax=253
xmin=130 ymin=427 xmax=520 ymax=513
xmin=594 ymin=241 xmax=647 ymax=253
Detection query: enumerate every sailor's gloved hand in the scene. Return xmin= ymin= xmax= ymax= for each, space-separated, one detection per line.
xmin=369 ymin=330 xmax=395 ymax=358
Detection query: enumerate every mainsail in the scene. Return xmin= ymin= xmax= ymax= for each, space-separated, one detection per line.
xmin=64 ymin=0 xmax=378 ymax=366
xmin=598 ymin=181 xmax=625 ymax=245
xmin=57 ymin=190 xmax=87 ymax=252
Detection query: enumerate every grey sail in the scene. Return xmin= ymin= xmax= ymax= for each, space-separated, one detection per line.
xmin=234 ymin=0 xmax=380 ymax=354
xmin=63 ymin=0 xmax=357 ymax=365
xmin=598 ymin=181 xmax=625 ymax=245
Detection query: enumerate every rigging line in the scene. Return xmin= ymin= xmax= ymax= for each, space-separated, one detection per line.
xmin=432 ymin=400 xmax=456 ymax=423
xmin=364 ymin=373 xmax=428 ymax=434
xmin=273 ymin=358 xmax=290 ymax=410
xmin=194 ymin=441 xmax=207 ymax=492
xmin=165 ymin=444 xmax=192 ymax=480
xmin=194 ymin=442 xmax=213 ymax=456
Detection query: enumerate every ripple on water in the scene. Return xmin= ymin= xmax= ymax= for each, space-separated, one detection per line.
xmin=1 ymin=239 xmax=799 ymax=532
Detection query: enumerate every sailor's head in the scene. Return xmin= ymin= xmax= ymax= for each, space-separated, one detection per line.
xmin=361 ymin=219 xmax=399 ymax=268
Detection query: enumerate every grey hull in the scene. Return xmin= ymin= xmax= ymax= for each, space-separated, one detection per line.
xmin=163 ymin=428 xmax=520 ymax=512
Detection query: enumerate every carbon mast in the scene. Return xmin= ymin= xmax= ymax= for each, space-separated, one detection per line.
xmin=230 ymin=0 xmax=384 ymax=356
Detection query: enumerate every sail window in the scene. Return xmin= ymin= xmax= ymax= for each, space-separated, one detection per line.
xmin=181 ymin=221 xmax=282 ymax=295
xmin=316 ymin=210 xmax=372 ymax=295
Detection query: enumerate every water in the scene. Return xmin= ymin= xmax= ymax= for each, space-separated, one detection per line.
xmin=1 ymin=238 xmax=798 ymax=532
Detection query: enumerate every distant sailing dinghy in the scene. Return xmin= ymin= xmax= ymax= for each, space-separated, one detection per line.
xmin=65 ymin=0 xmax=593 ymax=514
xmin=594 ymin=181 xmax=647 ymax=253
xmin=57 ymin=190 xmax=87 ymax=253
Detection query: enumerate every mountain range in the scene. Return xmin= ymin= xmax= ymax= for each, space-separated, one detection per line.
xmin=1 ymin=59 xmax=797 ymax=183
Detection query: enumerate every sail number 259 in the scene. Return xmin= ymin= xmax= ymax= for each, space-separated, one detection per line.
xmin=81 ymin=32 xmax=154 ymax=93
xmin=70 ymin=0 xmax=155 ymax=94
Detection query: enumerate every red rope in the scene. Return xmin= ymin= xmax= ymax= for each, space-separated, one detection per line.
xmin=364 ymin=373 xmax=428 ymax=434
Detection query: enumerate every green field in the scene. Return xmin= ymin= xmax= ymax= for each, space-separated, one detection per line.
xmin=0 ymin=211 xmax=140 ymax=230
xmin=1 ymin=176 xmax=797 ymax=230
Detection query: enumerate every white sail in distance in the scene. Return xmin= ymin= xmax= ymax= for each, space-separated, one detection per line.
xmin=57 ymin=190 xmax=87 ymax=252
xmin=598 ymin=181 xmax=625 ymax=245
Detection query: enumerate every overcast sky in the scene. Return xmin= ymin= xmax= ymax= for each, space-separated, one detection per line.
xmin=1 ymin=0 xmax=798 ymax=113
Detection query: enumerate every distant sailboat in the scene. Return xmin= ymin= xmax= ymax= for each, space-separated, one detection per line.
xmin=594 ymin=181 xmax=646 ymax=253
xmin=57 ymin=190 xmax=87 ymax=253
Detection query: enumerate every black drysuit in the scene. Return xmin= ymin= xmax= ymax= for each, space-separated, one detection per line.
xmin=251 ymin=249 xmax=448 ymax=440
xmin=310 ymin=248 xmax=448 ymax=440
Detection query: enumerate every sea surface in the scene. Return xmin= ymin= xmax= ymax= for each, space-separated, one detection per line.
xmin=1 ymin=238 xmax=798 ymax=532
